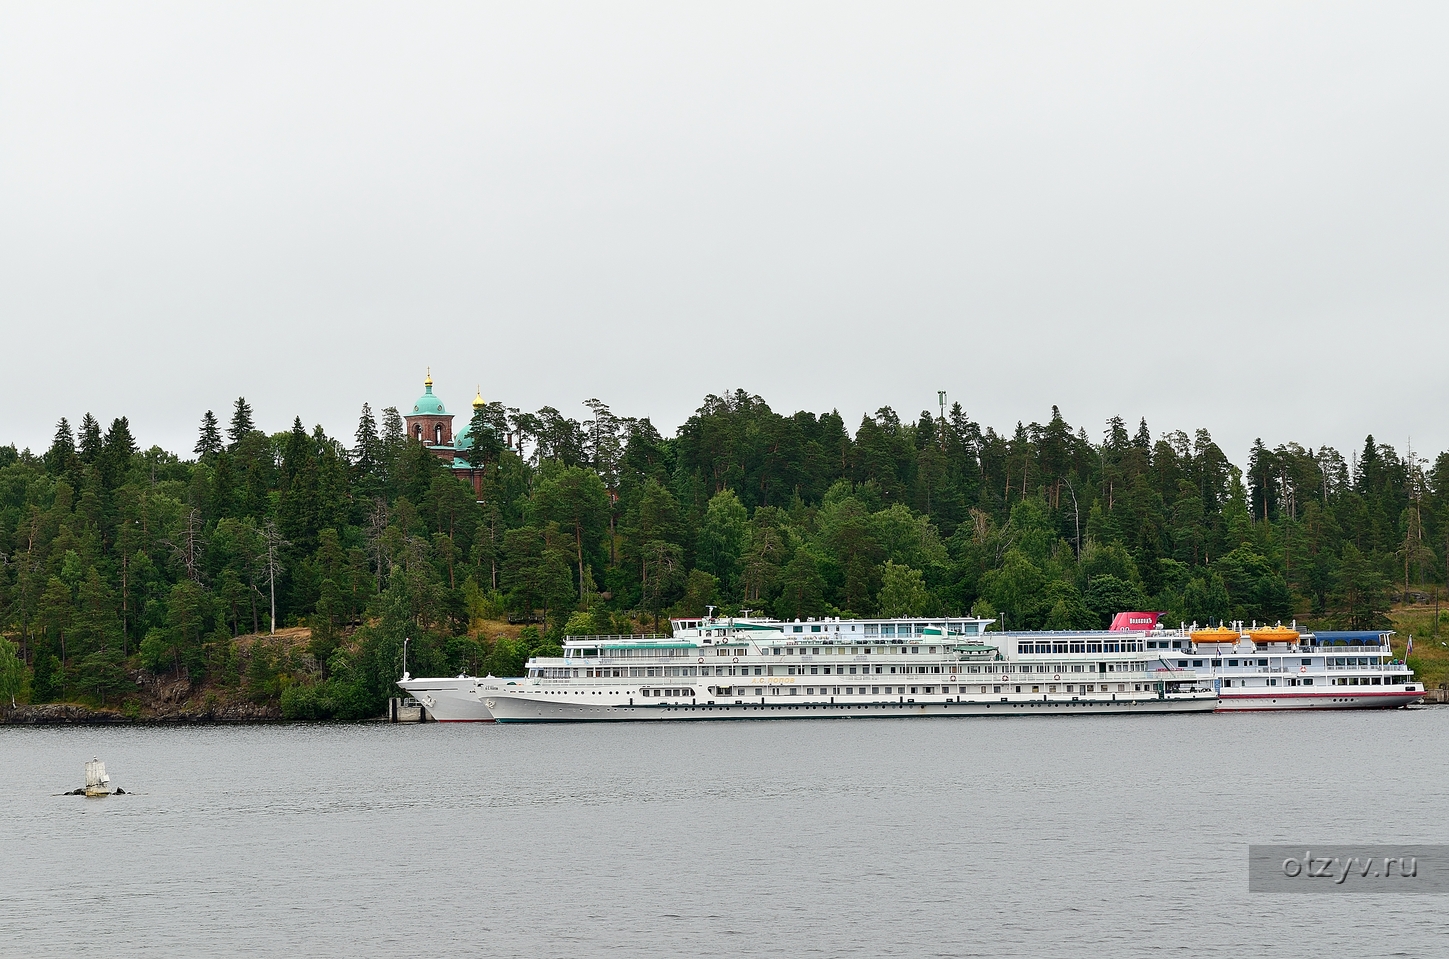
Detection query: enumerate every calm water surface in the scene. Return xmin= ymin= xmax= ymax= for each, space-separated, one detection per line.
xmin=2 ymin=709 xmax=1445 ymax=958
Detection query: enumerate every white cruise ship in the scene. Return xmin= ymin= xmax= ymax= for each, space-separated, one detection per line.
xmin=1165 ymin=623 xmax=1423 ymax=710
xmin=421 ymin=614 xmax=1217 ymax=723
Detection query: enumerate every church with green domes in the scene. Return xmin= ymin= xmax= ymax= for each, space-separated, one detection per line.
xmin=404 ymin=369 xmax=496 ymax=497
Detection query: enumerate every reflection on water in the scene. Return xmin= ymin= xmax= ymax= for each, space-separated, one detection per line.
xmin=2 ymin=710 xmax=1445 ymax=958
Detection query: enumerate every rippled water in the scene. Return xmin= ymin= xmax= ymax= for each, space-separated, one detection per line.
xmin=3 ymin=709 xmax=1445 ymax=958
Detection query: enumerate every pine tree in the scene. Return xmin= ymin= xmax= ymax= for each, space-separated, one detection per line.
xmin=1134 ymin=417 xmax=1152 ymax=450
xmin=379 ymin=406 xmax=405 ymax=491
xmin=78 ymin=413 xmax=103 ymax=464
xmin=228 ymin=397 xmax=255 ymax=449
xmin=380 ymin=407 xmax=404 ymax=446
xmin=463 ymin=402 xmax=506 ymax=469
xmin=212 ymin=450 xmax=235 ymax=518
xmin=194 ymin=410 xmax=222 ymax=458
xmin=353 ymin=403 xmax=381 ymax=475
xmin=282 ymin=416 xmax=310 ymax=481
xmin=99 ymin=417 xmax=136 ymax=488
xmin=277 ymin=418 xmax=321 ymax=551
xmin=44 ymin=418 xmax=76 ymax=475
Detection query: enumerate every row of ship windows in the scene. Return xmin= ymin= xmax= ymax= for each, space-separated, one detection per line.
xmin=1017 ymin=642 xmax=1144 ymax=654
xmin=1222 ymin=677 xmax=1406 ymax=687
xmin=572 ymin=667 xmax=737 ymax=678
xmin=559 ymin=672 xmax=1408 ymax=686
xmin=976 ymin=662 xmax=1146 ymax=674
xmin=550 ymin=662 xmax=1151 ymax=679
xmin=585 ymin=648 xmax=696 ymax=658
xmin=863 ymin=623 xmax=975 ymax=637
xmin=771 ymin=622 xmax=974 ymax=636
xmin=579 ymin=646 xmax=949 ymax=659
xmin=711 ymin=683 xmax=1148 ymax=697
xmin=1180 ymin=657 xmax=1387 ymax=668
xmin=785 ymin=662 xmax=1148 ymax=676
xmin=1147 ymin=640 xmax=1387 ymax=651
xmin=638 ymin=684 xmax=1152 ymax=699
xmin=754 ymin=646 xmax=945 ymax=656
xmin=634 ymin=684 xmax=1154 ymax=699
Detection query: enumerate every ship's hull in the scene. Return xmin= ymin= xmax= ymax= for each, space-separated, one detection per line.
xmin=1216 ymin=688 xmax=1423 ymax=711
xmin=486 ymin=693 xmax=1217 ymax=723
xmin=396 ymin=677 xmax=497 ymax=722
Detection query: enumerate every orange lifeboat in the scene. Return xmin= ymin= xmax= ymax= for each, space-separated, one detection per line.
xmin=1248 ymin=625 xmax=1300 ymax=644
xmin=1190 ymin=626 xmax=1241 ymax=645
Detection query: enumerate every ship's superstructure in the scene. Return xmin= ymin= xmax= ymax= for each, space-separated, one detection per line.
xmin=431 ymin=614 xmax=1217 ymax=723
xmin=398 ymin=615 xmax=1425 ymax=722
xmin=1174 ymin=624 xmax=1422 ymax=710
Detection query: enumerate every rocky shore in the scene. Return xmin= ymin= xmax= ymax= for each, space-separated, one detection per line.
xmin=2 ymin=701 xmax=283 ymax=724
xmin=0 ymin=666 xmax=295 ymax=724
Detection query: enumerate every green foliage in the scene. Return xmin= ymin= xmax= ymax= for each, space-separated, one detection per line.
xmin=878 ymin=561 xmax=930 ymax=617
xmin=75 ymin=648 xmax=129 ymax=705
xmin=1331 ymin=542 xmax=1392 ymax=629
xmin=0 ymin=636 xmax=27 ymax=707
xmin=676 ymin=569 xmax=719 ymax=616
xmin=696 ymin=490 xmax=749 ymax=596
xmin=773 ymin=550 xmax=827 ymax=620
xmin=1042 ymin=581 xmax=1095 ymax=630
xmin=3 ymin=389 xmax=1432 ymax=717
xmin=279 ymin=670 xmax=372 ymax=721
xmin=1084 ymin=575 xmax=1146 ymax=628
xmin=980 ymin=550 xmax=1046 ymax=628
xmin=484 ymin=636 xmax=532 ymax=677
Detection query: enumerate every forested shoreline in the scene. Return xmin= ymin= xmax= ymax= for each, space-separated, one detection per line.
xmin=1 ymin=390 xmax=1443 ymax=720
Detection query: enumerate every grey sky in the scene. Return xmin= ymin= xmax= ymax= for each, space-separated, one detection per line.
xmin=3 ymin=2 xmax=1446 ymax=468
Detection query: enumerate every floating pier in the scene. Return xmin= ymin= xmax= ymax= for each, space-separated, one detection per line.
xmin=387 ymin=697 xmax=429 ymax=723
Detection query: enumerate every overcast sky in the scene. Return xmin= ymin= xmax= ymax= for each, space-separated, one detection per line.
xmin=2 ymin=2 xmax=1446 ymax=467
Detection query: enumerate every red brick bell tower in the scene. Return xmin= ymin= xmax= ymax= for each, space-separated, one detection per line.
xmin=403 ymin=368 xmax=455 ymax=460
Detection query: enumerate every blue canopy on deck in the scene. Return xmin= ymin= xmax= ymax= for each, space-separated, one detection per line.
xmin=1310 ymin=631 xmax=1388 ymax=644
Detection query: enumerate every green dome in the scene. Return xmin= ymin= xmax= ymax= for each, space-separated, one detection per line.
xmin=412 ymin=372 xmax=446 ymax=416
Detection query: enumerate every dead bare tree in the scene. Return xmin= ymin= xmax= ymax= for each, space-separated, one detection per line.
xmin=259 ymin=520 xmax=289 ymax=634
xmin=165 ymin=508 xmax=206 ymax=582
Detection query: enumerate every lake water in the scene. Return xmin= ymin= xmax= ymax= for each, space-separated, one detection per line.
xmin=2 ymin=709 xmax=1445 ymax=958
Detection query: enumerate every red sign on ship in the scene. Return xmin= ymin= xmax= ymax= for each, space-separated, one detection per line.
xmin=1108 ymin=611 xmax=1163 ymax=632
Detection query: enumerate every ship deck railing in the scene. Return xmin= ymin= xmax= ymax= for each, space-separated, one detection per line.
xmin=565 ymin=633 xmax=669 ymax=643
xmin=1203 ymin=663 xmax=1402 ymax=673
xmin=1188 ymin=644 xmax=1389 ymax=654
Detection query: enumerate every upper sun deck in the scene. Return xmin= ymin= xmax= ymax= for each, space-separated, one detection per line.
xmin=674 ymin=614 xmax=995 ymax=641
xmin=561 ymin=615 xmax=997 ymax=654
xmin=1172 ymin=627 xmax=1394 ymax=655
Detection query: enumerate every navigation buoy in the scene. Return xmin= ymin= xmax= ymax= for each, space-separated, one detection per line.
xmin=83 ymin=757 xmax=115 ymax=797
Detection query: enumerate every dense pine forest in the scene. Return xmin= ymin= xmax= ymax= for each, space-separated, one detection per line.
xmin=2 ymin=390 xmax=1445 ymax=718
